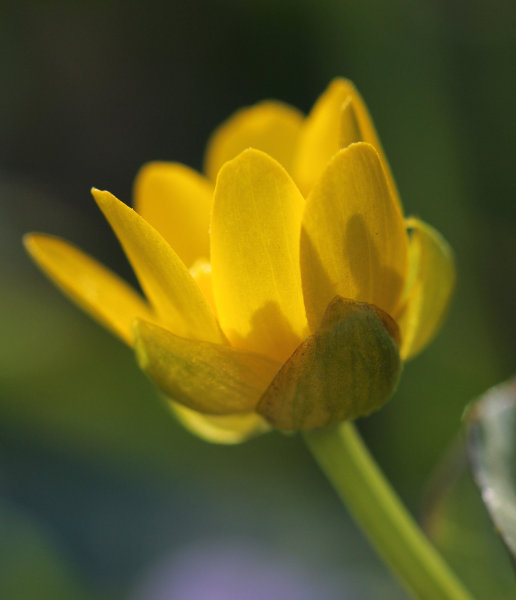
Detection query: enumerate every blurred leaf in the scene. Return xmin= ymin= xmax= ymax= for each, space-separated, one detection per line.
xmin=467 ymin=376 xmax=516 ymax=563
xmin=422 ymin=435 xmax=516 ymax=597
xmin=0 ymin=502 xmax=104 ymax=600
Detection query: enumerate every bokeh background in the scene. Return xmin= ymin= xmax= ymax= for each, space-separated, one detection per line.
xmin=2 ymin=1 xmax=516 ymax=598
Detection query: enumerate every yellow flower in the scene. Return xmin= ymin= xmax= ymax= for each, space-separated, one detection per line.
xmin=24 ymin=79 xmax=455 ymax=444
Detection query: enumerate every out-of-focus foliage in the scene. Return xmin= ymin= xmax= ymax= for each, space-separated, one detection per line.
xmin=468 ymin=377 xmax=516 ymax=561
xmin=1 ymin=0 xmax=516 ymax=598
xmin=422 ymin=436 xmax=516 ymax=598
xmin=0 ymin=502 xmax=98 ymax=600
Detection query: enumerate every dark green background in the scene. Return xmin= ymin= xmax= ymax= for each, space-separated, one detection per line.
xmin=2 ymin=1 xmax=516 ymax=598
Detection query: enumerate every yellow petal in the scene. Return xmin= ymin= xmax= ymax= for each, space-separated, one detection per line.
xmin=346 ymin=84 xmax=399 ymax=205
xmin=189 ymin=259 xmax=216 ymax=314
xmin=211 ymin=149 xmax=308 ymax=362
xmin=257 ymin=296 xmax=401 ymax=430
xmin=293 ymin=78 xmax=398 ymax=201
xmin=339 ymin=96 xmax=362 ymax=148
xmin=24 ymin=234 xmax=153 ymax=345
xmin=396 ymin=218 xmax=456 ymax=360
xmin=133 ymin=320 xmax=280 ymax=415
xmin=92 ymin=189 xmax=222 ymax=343
xmin=204 ymin=101 xmax=304 ymax=181
xmin=341 ymin=81 xmax=384 ymax=158
xmin=171 ymin=403 xmax=270 ymax=444
xmin=293 ymin=78 xmax=356 ymax=195
xmin=133 ymin=162 xmax=213 ymax=268
xmin=300 ymin=142 xmax=408 ymax=331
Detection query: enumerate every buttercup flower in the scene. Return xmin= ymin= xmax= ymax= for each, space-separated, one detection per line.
xmin=25 ymin=79 xmax=455 ymax=444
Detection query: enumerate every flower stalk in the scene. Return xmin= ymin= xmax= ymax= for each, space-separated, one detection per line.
xmin=304 ymin=422 xmax=474 ymax=600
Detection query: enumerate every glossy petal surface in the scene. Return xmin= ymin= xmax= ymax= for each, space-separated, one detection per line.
xmin=257 ymin=297 xmax=401 ymax=430
xmin=134 ymin=320 xmax=280 ymax=415
xmin=204 ymin=101 xmax=303 ymax=181
xmin=211 ymin=149 xmax=307 ymax=362
xmin=133 ymin=162 xmax=213 ymax=267
xmin=93 ymin=189 xmax=222 ymax=343
xmin=189 ymin=259 xmax=216 ymax=313
xmin=396 ymin=218 xmax=455 ymax=359
xmin=300 ymin=143 xmax=407 ymax=331
xmin=24 ymin=234 xmax=153 ymax=345
xmin=171 ymin=403 xmax=270 ymax=444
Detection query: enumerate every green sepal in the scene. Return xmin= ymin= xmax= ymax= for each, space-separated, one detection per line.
xmin=133 ymin=319 xmax=279 ymax=415
xmin=256 ymin=296 xmax=401 ymax=430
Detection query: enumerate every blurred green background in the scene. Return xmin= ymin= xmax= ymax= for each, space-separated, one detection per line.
xmin=2 ymin=1 xmax=516 ymax=598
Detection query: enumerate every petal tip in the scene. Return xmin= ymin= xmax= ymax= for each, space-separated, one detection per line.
xmin=23 ymin=233 xmax=49 ymax=262
xmin=328 ymin=76 xmax=354 ymax=91
xmin=215 ymin=147 xmax=273 ymax=186
xmin=91 ymin=187 xmax=115 ymax=207
xmin=22 ymin=232 xmax=38 ymax=252
xmin=23 ymin=232 xmax=59 ymax=257
xmin=228 ymin=146 xmax=266 ymax=163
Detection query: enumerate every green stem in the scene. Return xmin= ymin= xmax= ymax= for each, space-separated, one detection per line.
xmin=303 ymin=422 xmax=474 ymax=600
